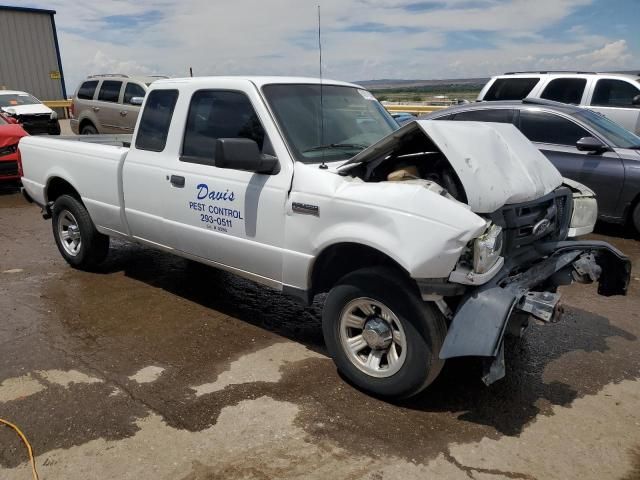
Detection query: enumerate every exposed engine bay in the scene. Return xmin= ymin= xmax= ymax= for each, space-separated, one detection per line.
xmin=342 ymin=128 xmax=468 ymax=204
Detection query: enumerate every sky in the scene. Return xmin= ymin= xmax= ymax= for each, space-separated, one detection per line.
xmin=14 ymin=0 xmax=640 ymax=92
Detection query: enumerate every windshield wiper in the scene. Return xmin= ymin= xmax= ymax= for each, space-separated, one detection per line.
xmin=303 ymin=143 xmax=368 ymax=153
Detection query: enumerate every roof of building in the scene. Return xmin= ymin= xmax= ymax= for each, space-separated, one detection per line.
xmin=0 ymin=5 xmax=56 ymax=15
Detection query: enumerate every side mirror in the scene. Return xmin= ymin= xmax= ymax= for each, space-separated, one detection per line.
xmin=129 ymin=96 xmax=144 ymax=106
xmin=576 ymin=136 xmax=609 ymax=154
xmin=214 ymin=138 xmax=279 ymax=174
xmin=633 ymin=95 xmax=640 ymax=106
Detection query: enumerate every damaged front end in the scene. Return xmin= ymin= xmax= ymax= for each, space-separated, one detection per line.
xmin=440 ymin=235 xmax=631 ymax=386
xmin=339 ymin=119 xmax=630 ymax=386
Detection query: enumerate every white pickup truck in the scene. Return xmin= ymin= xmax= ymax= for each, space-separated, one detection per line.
xmin=19 ymin=76 xmax=631 ymax=398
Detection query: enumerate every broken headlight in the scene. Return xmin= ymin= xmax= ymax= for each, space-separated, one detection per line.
xmin=569 ymin=196 xmax=598 ymax=237
xmin=473 ymin=224 xmax=503 ymax=274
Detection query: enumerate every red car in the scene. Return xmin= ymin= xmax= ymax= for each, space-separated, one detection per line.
xmin=0 ymin=112 xmax=28 ymax=183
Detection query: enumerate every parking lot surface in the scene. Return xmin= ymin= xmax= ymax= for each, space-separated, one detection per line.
xmin=1 ymin=187 xmax=639 ymax=480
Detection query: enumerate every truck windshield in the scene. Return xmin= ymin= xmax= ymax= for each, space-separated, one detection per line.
xmin=574 ymin=109 xmax=640 ymax=149
xmin=262 ymin=84 xmax=397 ymax=163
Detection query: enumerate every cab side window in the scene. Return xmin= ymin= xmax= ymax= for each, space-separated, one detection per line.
xmin=181 ymin=90 xmax=270 ymax=165
xmin=484 ymin=78 xmax=540 ymax=101
xmin=135 ymin=89 xmax=179 ymax=152
xmin=124 ymin=83 xmax=146 ymax=104
xmin=540 ymin=78 xmax=587 ymax=104
xmin=519 ymin=110 xmax=590 ymax=147
xmin=592 ymin=79 xmax=640 ymax=108
xmin=98 ymin=81 xmax=123 ymax=103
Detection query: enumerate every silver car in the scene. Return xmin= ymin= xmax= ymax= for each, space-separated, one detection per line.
xmin=70 ymin=74 xmax=167 ymax=135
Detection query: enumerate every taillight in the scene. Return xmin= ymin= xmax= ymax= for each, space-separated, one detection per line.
xmin=69 ymin=101 xmax=75 ymax=119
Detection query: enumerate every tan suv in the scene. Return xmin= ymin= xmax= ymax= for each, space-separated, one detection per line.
xmin=70 ymin=74 xmax=168 ymax=135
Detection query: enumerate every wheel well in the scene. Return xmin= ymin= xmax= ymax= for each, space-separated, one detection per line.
xmin=310 ymin=243 xmax=413 ymax=297
xmin=46 ymin=177 xmax=81 ymax=204
xmin=79 ymin=118 xmax=95 ymax=132
xmin=626 ymin=192 xmax=640 ymax=224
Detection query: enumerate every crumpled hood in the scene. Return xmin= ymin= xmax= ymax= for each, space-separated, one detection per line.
xmin=1 ymin=104 xmax=52 ymax=116
xmin=341 ymin=120 xmax=563 ymax=213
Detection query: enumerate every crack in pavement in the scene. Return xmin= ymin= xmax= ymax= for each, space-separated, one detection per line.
xmin=443 ymin=451 xmax=538 ymax=480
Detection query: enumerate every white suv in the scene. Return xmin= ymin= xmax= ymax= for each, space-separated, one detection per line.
xmin=477 ymin=71 xmax=640 ymax=134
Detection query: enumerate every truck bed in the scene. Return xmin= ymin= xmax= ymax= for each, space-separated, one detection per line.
xmin=57 ymin=134 xmax=133 ymax=148
xmin=19 ymin=135 xmax=130 ymax=236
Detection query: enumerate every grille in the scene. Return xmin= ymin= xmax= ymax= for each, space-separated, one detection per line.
xmin=489 ymin=187 xmax=573 ymax=255
xmin=0 ymin=160 xmax=19 ymax=176
xmin=18 ymin=114 xmax=51 ymax=135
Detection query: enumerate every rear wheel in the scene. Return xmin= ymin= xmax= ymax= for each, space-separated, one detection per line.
xmin=80 ymin=123 xmax=97 ymax=135
xmin=52 ymin=195 xmax=109 ymax=270
xmin=322 ymin=267 xmax=447 ymax=398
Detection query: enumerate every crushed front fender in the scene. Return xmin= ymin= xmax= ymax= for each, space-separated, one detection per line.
xmin=439 ymin=240 xmax=631 ymax=363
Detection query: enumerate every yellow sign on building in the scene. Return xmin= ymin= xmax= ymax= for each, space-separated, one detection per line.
xmin=49 ymin=70 xmax=61 ymax=80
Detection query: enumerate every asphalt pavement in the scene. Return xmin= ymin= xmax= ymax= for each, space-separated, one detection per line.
xmin=1 ymin=186 xmax=639 ymax=480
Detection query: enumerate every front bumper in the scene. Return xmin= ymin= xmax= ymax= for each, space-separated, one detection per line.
xmin=17 ymin=116 xmax=60 ymax=135
xmin=70 ymin=119 xmax=79 ymax=135
xmin=438 ymin=240 xmax=631 ymax=382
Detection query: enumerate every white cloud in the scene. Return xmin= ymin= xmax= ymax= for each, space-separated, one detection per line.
xmin=576 ymin=40 xmax=632 ymax=68
xmin=88 ymin=51 xmax=154 ymax=77
xmin=18 ymin=0 xmax=638 ymax=92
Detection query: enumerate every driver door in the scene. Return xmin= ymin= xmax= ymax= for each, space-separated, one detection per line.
xmin=163 ymin=86 xmax=291 ymax=285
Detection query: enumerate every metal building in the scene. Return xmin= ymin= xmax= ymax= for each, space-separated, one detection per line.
xmin=0 ymin=5 xmax=66 ymax=101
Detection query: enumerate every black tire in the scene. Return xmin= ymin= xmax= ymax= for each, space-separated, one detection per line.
xmin=322 ymin=267 xmax=447 ymax=398
xmin=80 ymin=123 xmax=98 ymax=135
xmin=51 ymin=194 xmax=109 ymax=270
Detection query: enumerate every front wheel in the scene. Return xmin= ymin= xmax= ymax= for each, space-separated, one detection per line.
xmin=52 ymin=195 xmax=110 ymax=270
xmin=322 ymin=267 xmax=447 ymax=398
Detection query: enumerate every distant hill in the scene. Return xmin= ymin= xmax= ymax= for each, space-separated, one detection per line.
xmin=355 ymin=78 xmax=490 ymax=90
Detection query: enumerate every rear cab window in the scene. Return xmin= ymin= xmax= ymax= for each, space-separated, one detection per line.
xmin=540 ymin=78 xmax=587 ymax=104
xmin=77 ymin=81 xmax=99 ymax=100
xmin=135 ymin=89 xmax=179 ymax=152
xmin=483 ymin=78 xmax=540 ymax=101
xmin=98 ymin=81 xmax=123 ymax=103
xmin=591 ymin=79 xmax=640 ymax=108
xmin=181 ymin=90 xmax=269 ymax=165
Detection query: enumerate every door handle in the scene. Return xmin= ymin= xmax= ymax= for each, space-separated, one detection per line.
xmin=120 ymin=111 xmax=127 ymax=116
xmin=169 ymin=175 xmax=185 ymax=188
xmin=92 ymin=106 xmax=100 ymax=112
